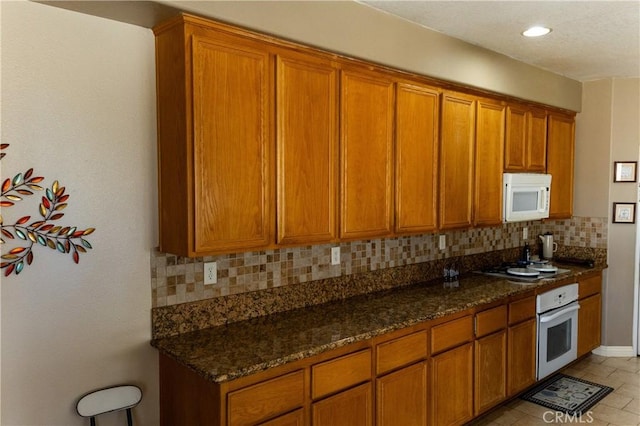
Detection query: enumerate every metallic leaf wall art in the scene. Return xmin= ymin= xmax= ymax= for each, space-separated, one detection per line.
xmin=0 ymin=144 xmax=95 ymax=276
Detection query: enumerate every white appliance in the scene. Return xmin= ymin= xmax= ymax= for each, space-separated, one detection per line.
xmin=503 ymin=173 xmax=552 ymax=222
xmin=536 ymin=283 xmax=580 ymax=379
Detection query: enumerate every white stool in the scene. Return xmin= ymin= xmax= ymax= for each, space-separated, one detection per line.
xmin=76 ymin=384 xmax=142 ymax=426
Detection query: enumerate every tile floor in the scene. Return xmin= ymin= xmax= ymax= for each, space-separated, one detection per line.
xmin=473 ymin=354 xmax=640 ymax=425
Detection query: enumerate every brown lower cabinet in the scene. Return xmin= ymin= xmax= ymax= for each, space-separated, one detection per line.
xmin=578 ymin=272 xmax=603 ymax=357
xmin=474 ymin=305 xmax=508 ymax=416
xmin=313 ymin=383 xmax=372 ymax=426
xmin=376 ymin=362 xmax=428 ymax=426
xmin=158 ymin=277 xmax=603 ymax=426
xmin=430 ymin=343 xmax=474 ymax=425
xmin=507 ymin=295 xmax=537 ymax=396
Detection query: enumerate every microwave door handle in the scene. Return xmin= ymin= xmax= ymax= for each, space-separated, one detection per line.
xmin=540 ymin=304 xmax=580 ymax=323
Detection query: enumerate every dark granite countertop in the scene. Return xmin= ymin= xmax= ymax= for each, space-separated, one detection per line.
xmin=151 ymin=265 xmax=604 ymax=384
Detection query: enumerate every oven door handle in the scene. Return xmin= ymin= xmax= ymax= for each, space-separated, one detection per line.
xmin=539 ymin=304 xmax=580 ymax=323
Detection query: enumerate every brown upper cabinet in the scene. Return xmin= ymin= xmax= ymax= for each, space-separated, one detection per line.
xmin=547 ymin=113 xmax=576 ymax=219
xmin=275 ymin=53 xmax=339 ymax=245
xmin=439 ymin=91 xmax=476 ymax=230
xmin=504 ymin=105 xmax=548 ymax=172
xmin=339 ymin=68 xmax=395 ymax=240
xmin=395 ymin=82 xmax=440 ymax=234
xmin=154 ymin=17 xmax=273 ymax=256
xmin=154 ymin=14 xmax=578 ymax=256
xmin=474 ymin=98 xmax=506 ymax=227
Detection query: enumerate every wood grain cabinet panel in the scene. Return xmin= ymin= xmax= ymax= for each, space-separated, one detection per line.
xmin=395 ymin=82 xmax=439 ymax=234
xmin=429 ymin=342 xmax=474 ymax=426
xmin=439 ymin=91 xmax=476 ymax=230
xmin=504 ymin=105 xmax=527 ymax=171
xmin=155 ymin=18 xmax=273 ymax=256
xmin=275 ymin=54 xmax=338 ymax=245
xmin=504 ymin=105 xmax=547 ymax=172
xmin=376 ymin=362 xmax=427 ymax=426
xmin=340 ymin=70 xmax=395 ymax=239
xmin=508 ymin=295 xmax=536 ymax=325
xmin=475 ymin=305 xmax=507 ymax=337
xmin=578 ymin=273 xmax=602 ymax=357
xmin=527 ymin=109 xmax=548 ymax=171
xmin=474 ymin=99 xmax=505 ymax=226
xmin=431 ymin=315 xmax=474 ymax=355
xmin=312 ymin=349 xmax=372 ymax=399
xmin=312 ymin=382 xmax=373 ymax=426
xmin=475 ymin=331 xmax=507 ymax=415
xmin=578 ymin=294 xmax=602 ymax=357
xmin=547 ymin=113 xmax=575 ymax=219
xmin=376 ymin=330 xmax=428 ymax=375
xmin=507 ymin=318 xmax=537 ymax=396
xmin=228 ymin=370 xmax=305 ymax=426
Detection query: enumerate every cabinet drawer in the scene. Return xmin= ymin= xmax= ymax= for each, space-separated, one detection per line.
xmin=376 ymin=330 xmax=428 ymax=375
xmin=509 ymin=296 xmax=536 ymax=325
xmin=579 ymin=274 xmax=601 ymax=299
xmin=312 ymin=349 xmax=372 ymax=399
xmin=228 ymin=370 xmax=305 ymax=426
xmin=431 ymin=315 xmax=473 ymax=355
xmin=475 ymin=305 xmax=507 ymax=337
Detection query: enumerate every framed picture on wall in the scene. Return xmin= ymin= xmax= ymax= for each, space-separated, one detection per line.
xmin=613 ymin=161 xmax=637 ymax=182
xmin=612 ymin=202 xmax=636 ymax=224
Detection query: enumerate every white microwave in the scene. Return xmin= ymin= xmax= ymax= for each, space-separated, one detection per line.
xmin=503 ymin=173 xmax=552 ymax=222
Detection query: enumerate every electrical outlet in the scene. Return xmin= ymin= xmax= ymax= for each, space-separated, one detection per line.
xmin=439 ymin=235 xmax=446 ymax=250
xmin=204 ymin=262 xmax=217 ymax=285
xmin=523 ymin=227 xmax=528 ymax=240
xmin=331 ymin=247 xmax=340 ymax=265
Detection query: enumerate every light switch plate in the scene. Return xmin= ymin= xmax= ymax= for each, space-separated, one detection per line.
xmin=439 ymin=235 xmax=446 ymax=250
xmin=523 ymin=227 xmax=528 ymax=240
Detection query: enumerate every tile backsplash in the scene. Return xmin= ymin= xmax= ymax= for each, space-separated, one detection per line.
xmin=151 ymin=216 xmax=607 ymax=307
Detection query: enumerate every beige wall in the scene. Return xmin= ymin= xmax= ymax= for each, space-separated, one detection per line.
xmin=575 ymin=80 xmax=612 ymax=218
xmin=1 ymin=2 xmax=159 ymax=425
xmin=42 ymin=0 xmax=582 ymax=111
xmin=577 ymin=79 xmax=640 ymax=347
xmin=606 ymin=79 xmax=640 ymax=347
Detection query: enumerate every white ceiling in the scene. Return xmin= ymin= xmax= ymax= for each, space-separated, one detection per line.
xmin=360 ymin=1 xmax=640 ymax=82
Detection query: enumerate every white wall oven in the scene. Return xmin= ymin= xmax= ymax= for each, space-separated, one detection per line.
xmin=537 ymin=283 xmax=580 ymax=379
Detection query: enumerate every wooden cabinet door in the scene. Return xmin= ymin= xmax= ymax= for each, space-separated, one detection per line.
xmin=395 ymin=82 xmax=439 ymax=234
xmin=547 ymin=113 xmax=575 ymax=219
xmin=527 ymin=109 xmax=547 ymax=172
xmin=439 ymin=92 xmax=476 ymax=230
xmin=429 ymin=343 xmax=473 ymax=426
xmin=376 ymin=362 xmax=427 ymax=426
xmin=474 ymin=99 xmax=505 ymax=226
xmin=507 ymin=319 xmax=537 ymax=396
xmin=578 ymin=293 xmax=602 ymax=357
xmin=276 ymin=54 xmax=338 ymax=245
xmin=504 ymin=105 xmax=527 ymax=172
xmin=191 ymin=35 xmax=273 ymax=253
xmin=340 ymin=70 xmax=394 ymax=239
xmin=312 ymin=382 xmax=372 ymax=426
xmin=475 ymin=331 xmax=507 ymax=415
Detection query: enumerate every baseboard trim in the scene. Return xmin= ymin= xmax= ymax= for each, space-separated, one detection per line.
xmin=592 ymin=345 xmax=636 ymax=357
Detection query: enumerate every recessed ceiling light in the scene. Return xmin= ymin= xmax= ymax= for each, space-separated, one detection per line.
xmin=522 ymin=26 xmax=552 ymax=37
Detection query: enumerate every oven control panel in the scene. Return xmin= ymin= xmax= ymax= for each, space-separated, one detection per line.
xmin=537 ymin=283 xmax=579 ymax=313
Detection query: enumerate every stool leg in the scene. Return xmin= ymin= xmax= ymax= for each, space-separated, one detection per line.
xmin=126 ymin=408 xmax=133 ymax=426
xmin=90 ymin=417 xmax=96 ymax=426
